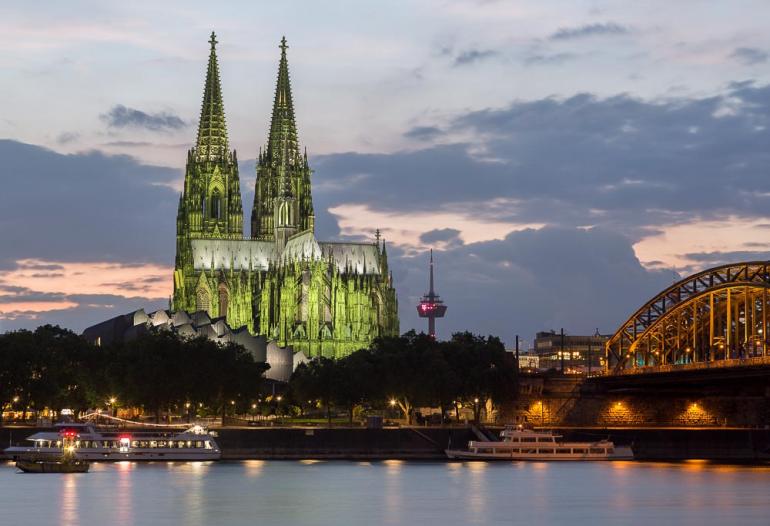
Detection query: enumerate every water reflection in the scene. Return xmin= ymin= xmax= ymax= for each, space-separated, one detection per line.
xmin=4 ymin=460 xmax=770 ymax=526
xmin=244 ymin=459 xmax=265 ymax=477
xmin=115 ymin=462 xmax=134 ymax=525
xmin=60 ymin=474 xmax=79 ymax=526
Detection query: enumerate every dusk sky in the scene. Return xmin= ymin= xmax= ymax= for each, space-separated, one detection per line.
xmin=3 ymin=0 xmax=770 ymax=347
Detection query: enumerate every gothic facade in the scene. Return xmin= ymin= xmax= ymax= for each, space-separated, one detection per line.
xmin=173 ymin=34 xmax=399 ymax=358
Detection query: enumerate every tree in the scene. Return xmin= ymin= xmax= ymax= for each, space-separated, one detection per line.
xmin=0 ymin=330 xmax=35 ymax=426
xmin=291 ymin=358 xmax=338 ymax=425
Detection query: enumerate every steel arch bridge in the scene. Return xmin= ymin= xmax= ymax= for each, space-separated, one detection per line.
xmin=606 ymin=261 xmax=770 ymax=375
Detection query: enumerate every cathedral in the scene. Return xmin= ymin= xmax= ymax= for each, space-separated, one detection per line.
xmin=173 ymin=33 xmax=399 ymax=358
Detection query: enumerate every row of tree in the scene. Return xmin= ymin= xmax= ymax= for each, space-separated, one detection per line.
xmin=0 ymin=325 xmax=268 ymax=425
xmin=289 ymin=331 xmax=517 ymax=424
xmin=0 ymin=326 xmax=517 ymax=427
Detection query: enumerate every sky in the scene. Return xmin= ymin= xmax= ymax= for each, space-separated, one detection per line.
xmin=2 ymin=0 xmax=770 ymax=347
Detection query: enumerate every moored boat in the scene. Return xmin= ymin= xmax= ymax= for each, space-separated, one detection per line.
xmin=446 ymin=425 xmax=633 ymax=461
xmin=16 ymin=457 xmax=90 ymax=473
xmin=15 ymin=428 xmax=90 ymax=473
xmin=6 ymin=422 xmax=221 ymax=462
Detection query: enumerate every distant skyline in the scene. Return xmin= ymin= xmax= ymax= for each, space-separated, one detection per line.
xmin=2 ymin=0 xmax=770 ymax=344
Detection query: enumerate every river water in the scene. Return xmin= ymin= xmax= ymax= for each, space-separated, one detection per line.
xmin=2 ymin=459 xmax=770 ymax=525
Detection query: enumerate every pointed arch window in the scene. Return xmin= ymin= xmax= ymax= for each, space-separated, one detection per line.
xmin=218 ymin=283 xmax=229 ymax=318
xmin=196 ymin=289 xmax=210 ymax=314
xmin=211 ymin=191 xmax=222 ymax=220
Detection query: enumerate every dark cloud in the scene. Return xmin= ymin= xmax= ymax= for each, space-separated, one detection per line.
xmin=0 ymin=284 xmax=68 ymax=303
xmin=453 ymin=49 xmax=498 ymax=67
xmin=550 ymin=22 xmax=629 ymax=41
xmin=394 ymin=227 xmax=671 ymax=343
xmin=313 ymin=82 xmax=770 ymax=240
xmin=403 ymin=126 xmax=443 ymax=141
xmin=731 ymin=47 xmax=769 ymax=65
xmin=524 ymin=52 xmax=578 ymax=66
xmin=100 ymin=105 xmax=187 ymax=131
xmin=0 ymin=140 xmax=179 ymax=265
xmin=56 ymin=132 xmax=79 ymax=144
xmin=682 ymin=250 xmax=770 ymax=268
xmin=419 ymin=228 xmax=462 ymax=244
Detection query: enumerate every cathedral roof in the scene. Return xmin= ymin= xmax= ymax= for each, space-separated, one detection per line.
xmin=281 ymin=230 xmax=322 ymax=265
xmin=195 ymin=32 xmax=229 ymax=161
xmin=320 ymin=241 xmax=382 ymax=275
xmin=189 ymin=236 xmax=383 ymax=275
xmin=190 ymin=238 xmax=277 ymax=271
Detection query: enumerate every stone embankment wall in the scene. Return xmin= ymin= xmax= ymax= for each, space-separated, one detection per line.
xmin=500 ymin=373 xmax=770 ymax=428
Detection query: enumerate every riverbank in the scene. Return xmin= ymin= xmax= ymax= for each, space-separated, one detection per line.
xmin=2 ymin=425 xmax=770 ymax=461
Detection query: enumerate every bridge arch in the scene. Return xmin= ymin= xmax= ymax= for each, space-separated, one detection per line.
xmin=606 ymin=261 xmax=770 ymax=374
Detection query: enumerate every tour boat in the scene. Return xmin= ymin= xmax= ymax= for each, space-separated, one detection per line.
xmin=445 ymin=426 xmax=633 ymax=461
xmin=5 ymin=423 xmax=221 ymax=461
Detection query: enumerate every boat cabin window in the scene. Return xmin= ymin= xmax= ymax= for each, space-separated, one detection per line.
xmin=590 ymin=447 xmax=606 ymax=454
xmin=572 ymin=448 xmax=587 ymax=454
xmin=556 ymin=448 xmax=571 ymax=454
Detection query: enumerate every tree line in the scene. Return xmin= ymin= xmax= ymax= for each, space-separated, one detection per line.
xmin=0 ymin=325 xmax=267 ymax=426
xmin=0 ymin=326 xmax=517 ymax=427
xmin=289 ymin=331 xmax=517 ymax=424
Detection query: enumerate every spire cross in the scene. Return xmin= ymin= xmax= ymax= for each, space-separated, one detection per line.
xmin=280 ymin=36 xmax=288 ymax=53
xmin=209 ymin=31 xmax=218 ymax=49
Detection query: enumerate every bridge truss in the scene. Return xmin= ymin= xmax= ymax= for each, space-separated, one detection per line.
xmin=606 ymin=262 xmax=770 ymax=374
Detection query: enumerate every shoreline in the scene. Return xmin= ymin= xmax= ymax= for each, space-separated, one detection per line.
xmin=3 ymin=425 xmax=770 ymax=462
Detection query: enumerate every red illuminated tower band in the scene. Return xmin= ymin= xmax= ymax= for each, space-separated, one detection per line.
xmin=417 ymin=249 xmax=447 ymax=338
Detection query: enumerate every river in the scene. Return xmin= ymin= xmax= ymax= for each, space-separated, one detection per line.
xmin=2 ymin=460 xmax=770 ymax=525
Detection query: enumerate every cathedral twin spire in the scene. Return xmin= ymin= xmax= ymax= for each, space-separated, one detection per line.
xmin=180 ymin=32 xmax=314 ymax=247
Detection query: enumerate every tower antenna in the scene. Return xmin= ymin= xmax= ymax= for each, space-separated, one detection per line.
xmin=417 ymin=249 xmax=447 ymax=339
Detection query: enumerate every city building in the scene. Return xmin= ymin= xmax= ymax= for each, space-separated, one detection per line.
xmin=533 ymin=330 xmax=608 ymax=373
xmin=172 ymin=34 xmax=399 ymax=358
xmin=82 ymin=309 xmax=307 ymax=383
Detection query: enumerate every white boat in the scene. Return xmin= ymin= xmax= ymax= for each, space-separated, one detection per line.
xmin=445 ymin=426 xmax=633 ymax=461
xmin=5 ymin=423 xmax=221 ymax=461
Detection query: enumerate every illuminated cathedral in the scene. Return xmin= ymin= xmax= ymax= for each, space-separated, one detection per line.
xmin=173 ymin=33 xmax=399 ymax=357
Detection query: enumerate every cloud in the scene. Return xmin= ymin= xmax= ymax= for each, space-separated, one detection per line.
xmin=394 ymin=227 xmax=671 ymax=343
xmin=100 ymin=104 xmax=186 ymax=131
xmin=524 ymin=52 xmax=577 ymax=66
xmin=550 ymin=22 xmax=629 ymax=41
xmin=312 ymin=81 xmax=770 ymax=243
xmin=731 ymin=47 xmax=769 ymax=65
xmin=420 ymin=228 xmax=462 ymax=244
xmin=0 ymin=140 xmax=179 ymax=265
xmin=56 ymin=131 xmax=79 ymax=144
xmin=0 ymin=294 xmax=167 ymax=333
xmin=453 ymin=49 xmax=498 ymax=67
xmin=403 ymin=125 xmax=443 ymax=141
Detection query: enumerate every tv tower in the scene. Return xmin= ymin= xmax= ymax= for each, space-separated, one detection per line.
xmin=417 ymin=249 xmax=447 ymax=339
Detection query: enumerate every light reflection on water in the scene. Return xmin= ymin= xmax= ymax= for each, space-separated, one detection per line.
xmin=2 ymin=460 xmax=770 ymax=525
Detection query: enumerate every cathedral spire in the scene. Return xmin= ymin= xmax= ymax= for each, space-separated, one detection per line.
xmin=196 ymin=31 xmax=229 ymax=160
xmin=266 ymin=36 xmax=300 ymax=165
